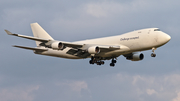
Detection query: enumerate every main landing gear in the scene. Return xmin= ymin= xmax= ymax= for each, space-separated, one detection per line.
xmin=151 ymin=47 xmax=156 ymax=57
xmin=89 ymin=56 xmax=117 ymax=67
xmin=89 ymin=56 xmax=105 ymax=65
xmin=110 ymin=58 xmax=117 ymax=67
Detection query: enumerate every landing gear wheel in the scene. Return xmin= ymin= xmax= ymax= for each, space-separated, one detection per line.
xmin=97 ymin=62 xmax=101 ymax=65
xmin=110 ymin=58 xmax=117 ymax=67
xmin=151 ymin=53 xmax=156 ymax=57
xmin=100 ymin=61 xmax=105 ymax=65
xmin=112 ymin=60 xmax=117 ymax=63
xmin=89 ymin=60 xmax=94 ymax=64
xmin=110 ymin=63 xmax=115 ymax=67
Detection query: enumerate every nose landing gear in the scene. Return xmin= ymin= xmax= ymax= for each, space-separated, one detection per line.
xmin=151 ymin=47 xmax=156 ymax=57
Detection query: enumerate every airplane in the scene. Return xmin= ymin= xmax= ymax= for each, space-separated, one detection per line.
xmin=5 ymin=23 xmax=171 ymax=67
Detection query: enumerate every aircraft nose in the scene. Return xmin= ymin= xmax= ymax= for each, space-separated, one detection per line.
xmin=159 ymin=32 xmax=171 ymax=44
xmin=164 ymin=33 xmax=171 ymax=42
xmin=157 ymin=32 xmax=171 ymax=45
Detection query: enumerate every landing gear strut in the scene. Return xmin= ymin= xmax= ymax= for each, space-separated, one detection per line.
xmin=89 ymin=56 xmax=95 ymax=64
xmin=110 ymin=58 xmax=117 ymax=67
xmin=151 ymin=47 xmax=156 ymax=57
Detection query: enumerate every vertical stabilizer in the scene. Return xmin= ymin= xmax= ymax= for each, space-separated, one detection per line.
xmin=31 ymin=23 xmax=54 ymax=46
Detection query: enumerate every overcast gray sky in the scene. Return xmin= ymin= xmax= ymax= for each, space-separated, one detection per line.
xmin=1 ymin=0 xmax=180 ymax=101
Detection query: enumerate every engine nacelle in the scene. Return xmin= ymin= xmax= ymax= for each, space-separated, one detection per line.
xmin=51 ymin=42 xmax=64 ymax=50
xmin=126 ymin=53 xmax=144 ymax=61
xmin=87 ymin=46 xmax=100 ymax=54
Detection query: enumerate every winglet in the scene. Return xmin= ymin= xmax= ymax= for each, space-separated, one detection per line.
xmin=5 ymin=29 xmax=13 ymax=35
xmin=4 ymin=30 xmax=18 ymax=36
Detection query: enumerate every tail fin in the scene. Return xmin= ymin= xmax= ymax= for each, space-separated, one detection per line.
xmin=31 ymin=23 xmax=54 ymax=46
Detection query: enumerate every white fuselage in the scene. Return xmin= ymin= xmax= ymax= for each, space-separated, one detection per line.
xmin=38 ymin=28 xmax=171 ymax=59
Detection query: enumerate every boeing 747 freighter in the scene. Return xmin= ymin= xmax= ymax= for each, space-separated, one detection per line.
xmin=5 ymin=23 xmax=171 ymax=66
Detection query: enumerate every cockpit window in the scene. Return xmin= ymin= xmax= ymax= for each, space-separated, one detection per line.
xmin=154 ymin=29 xmax=160 ymax=31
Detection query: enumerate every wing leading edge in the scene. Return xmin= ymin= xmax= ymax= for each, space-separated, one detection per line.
xmin=5 ymin=30 xmax=50 ymax=42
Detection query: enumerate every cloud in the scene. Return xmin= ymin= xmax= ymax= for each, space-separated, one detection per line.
xmin=173 ymin=92 xmax=180 ymax=101
xmin=56 ymin=80 xmax=89 ymax=91
xmin=84 ymin=0 xmax=145 ymax=18
xmin=85 ymin=2 xmax=124 ymax=18
xmin=1 ymin=73 xmax=180 ymax=101
xmin=146 ymin=89 xmax=157 ymax=95
xmin=83 ymin=73 xmax=180 ymax=101
xmin=0 ymin=85 xmax=39 ymax=101
xmin=83 ymin=0 xmax=165 ymax=18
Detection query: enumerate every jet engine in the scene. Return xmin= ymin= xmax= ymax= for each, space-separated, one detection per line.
xmin=51 ymin=42 xmax=64 ymax=50
xmin=87 ymin=46 xmax=100 ymax=54
xmin=126 ymin=53 xmax=144 ymax=61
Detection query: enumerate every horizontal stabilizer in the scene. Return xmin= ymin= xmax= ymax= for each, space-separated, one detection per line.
xmin=13 ymin=45 xmax=48 ymax=51
xmin=5 ymin=30 xmax=50 ymax=42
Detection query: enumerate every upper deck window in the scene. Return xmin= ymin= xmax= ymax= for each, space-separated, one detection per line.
xmin=154 ymin=29 xmax=160 ymax=31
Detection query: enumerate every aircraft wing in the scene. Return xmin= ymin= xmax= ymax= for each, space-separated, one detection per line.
xmin=65 ymin=43 xmax=120 ymax=58
xmin=5 ymin=30 xmax=120 ymax=51
xmin=5 ymin=30 xmax=50 ymax=42
xmin=6 ymin=29 xmax=121 ymax=58
xmin=5 ymin=30 xmax=84 ymax=48
xmin=60 ymin=41 xmax=120 ymax=50
xmin=13 ymin=45 xmax=48 ymax=51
